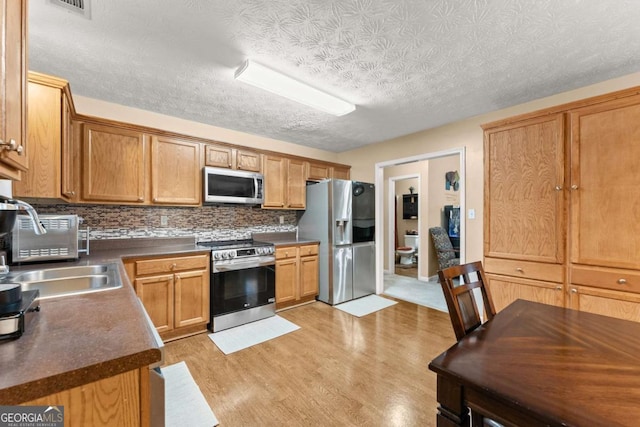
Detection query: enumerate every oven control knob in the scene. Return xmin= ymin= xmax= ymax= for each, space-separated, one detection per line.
xmin=228 ymin=251 xmax=236 ymax=259
xmin=213 ymin=252 xmax=221 ymax=260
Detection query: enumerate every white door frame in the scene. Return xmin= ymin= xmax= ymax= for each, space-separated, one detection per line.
xmin=374 ymin=147 xmax=466 ymax=294
xmin=387 ymin=173 xmax=421 ymax=277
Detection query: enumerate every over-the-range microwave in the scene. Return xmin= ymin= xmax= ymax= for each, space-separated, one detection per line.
xmin=203 ymin=166 xmax=264 ymax=205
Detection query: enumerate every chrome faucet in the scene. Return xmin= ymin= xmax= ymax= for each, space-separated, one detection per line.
xmin=2 ymin=196 xmax=47 ymax=235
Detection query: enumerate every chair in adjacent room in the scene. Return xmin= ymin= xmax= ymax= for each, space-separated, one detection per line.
xmin=428 ymin=226 xmax=460 ymax=271
xmin=438 ymin=261 xmax=501 ymax=427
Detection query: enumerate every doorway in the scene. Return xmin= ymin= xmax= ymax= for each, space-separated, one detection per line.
xmin=389 ymin=174 xmax=420 ymax=280
xmin=374 ymin=147 xmax=466 ymax=296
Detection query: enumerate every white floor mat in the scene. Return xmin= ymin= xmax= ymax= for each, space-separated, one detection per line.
xmin=383 ymin=274 xmax=448 ymax=313
xmin=208 ymin=315 xmax=300 ymax=355
xmin=335 ymin=294 xmax=398 ymax=317
xmin=163 ymin=361 xmax=219 ymax=427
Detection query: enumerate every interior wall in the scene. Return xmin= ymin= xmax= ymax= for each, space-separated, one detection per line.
xmin=427 ymin=155 xmax=460 ymax=277
xmin=395 ymin=178 xmax=419 ymax=239
xmin=345 ymin=71 xmax=640 ymax=267
xmin=73 ymin=95 xmax=340 ymax=164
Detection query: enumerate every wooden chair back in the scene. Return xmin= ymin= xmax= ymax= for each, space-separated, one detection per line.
xmin=438 ymin=261 xmax=496 ymax=341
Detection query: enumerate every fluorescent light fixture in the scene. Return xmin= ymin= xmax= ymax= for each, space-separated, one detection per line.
xmin=234 ymin=60 xmax=356 ymax=116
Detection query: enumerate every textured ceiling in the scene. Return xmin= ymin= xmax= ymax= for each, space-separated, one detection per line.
xmin=29 ymin=0 xmax=640 ymax=152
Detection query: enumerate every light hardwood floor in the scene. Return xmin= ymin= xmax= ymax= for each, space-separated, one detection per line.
xmin=163 ymin=299 xmax=456 ymax=426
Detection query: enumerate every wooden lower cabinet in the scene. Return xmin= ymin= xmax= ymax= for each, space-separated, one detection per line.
xmin=486 ymin=274 xmax=564 ymax=312
xmin=275 ymin=244 xmax=319 ymax=310
xmin=125 ymin=253 xmax=210 ymax=341
xmin=23 ymin=368 xmax=148 ymax=426
xmin=568 ymin=285 xmax=640 ymax=322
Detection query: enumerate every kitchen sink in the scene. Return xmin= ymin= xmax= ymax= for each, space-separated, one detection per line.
xmin=3 ymin=263 xmax=123 ymax=299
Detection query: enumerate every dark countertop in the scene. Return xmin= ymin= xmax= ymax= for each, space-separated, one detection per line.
xmin=252 ymin=231 xmax=320 ymax=248
xmin=0 ymin=237 xmax=209 ymax=404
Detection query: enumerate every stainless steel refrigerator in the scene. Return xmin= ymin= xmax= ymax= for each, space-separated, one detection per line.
xmin=298 ymin=179 xmax=376 ymax=305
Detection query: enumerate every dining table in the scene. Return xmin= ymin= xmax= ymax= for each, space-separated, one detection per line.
xmin=428 ymin=299 xmax=640 ymax=427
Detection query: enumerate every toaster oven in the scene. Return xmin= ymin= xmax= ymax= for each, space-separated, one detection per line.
xmin=11 ymin=214 xmax=89 ymax=264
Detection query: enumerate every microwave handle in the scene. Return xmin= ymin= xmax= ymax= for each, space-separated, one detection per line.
xmin=254 ymin=177 xmax=259 ymax=198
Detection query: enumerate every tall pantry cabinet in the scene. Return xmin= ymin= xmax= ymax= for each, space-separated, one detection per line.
xmin=483 ymin=88 xmax=640 ymax=322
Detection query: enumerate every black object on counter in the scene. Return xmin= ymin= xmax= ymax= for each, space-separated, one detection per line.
xmin=0 ymin=283 xmax=22 ymax=314
xmin=0 ymin=289 xmax=40 ymax=340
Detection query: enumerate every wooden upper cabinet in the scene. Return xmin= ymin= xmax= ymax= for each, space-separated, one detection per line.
xmin=287 ymin=158 xmax=306 ymax=209
xmin=236 ymin=149 xmax=261 ymax=172
xmin=82 ymin=123 xmax=147 ymax=203
xmin=204 ymin=144 xmax=232 ymax=168
xmin=263 ymin=155 xmax=287 ymax=208
xmin=307 ymin=162 xmax=331 ymax=181
xmin=569 ymin=95 xmax=640 ymax=271
xmin=61 ymin=94 xmax=79 ymax=201
xmin=263 ymin=155 xmax=306 ymax=209
xmin=0 ymin=0 xmax=28 ymax=179
xmin=484 ymin=113 xmax=565 ymax=264
xmin=151 ymin=136 xmax=200 ymax=205
xmin=204 ymin=144 xmax=261 ymax=172
xmin=331 ymin=165 xmax=350 ymax=180
xmin=13 ymin=77 xmax=61 ymax=198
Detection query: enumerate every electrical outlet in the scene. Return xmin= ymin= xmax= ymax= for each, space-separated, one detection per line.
xmin=279 ymin=215 xmax=285 ymax=225
xmin=468 ymin=209 xmax=476 ymax=220
xmin=160 ymin=215 xmax=168 ymax=226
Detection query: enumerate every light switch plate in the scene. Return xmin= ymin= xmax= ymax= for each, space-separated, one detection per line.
xmin=468 ymin=209 xmax=476 ymax=220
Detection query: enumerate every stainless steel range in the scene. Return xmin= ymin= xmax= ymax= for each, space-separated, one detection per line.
xmin=198 ymin=239 xmax=276 ymax=332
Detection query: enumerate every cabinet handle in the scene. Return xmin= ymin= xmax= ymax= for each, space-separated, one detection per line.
xmin=571 ymin=288 xmax=578 ymax=293
xmin=171 ymin=263 xmax=177 ymax=270
xmin=0 ymin=138 xmax=23 ymax=155
xmin=153 ymin=198 xmax=158 ymax=203
xmin=137 ymin=197 xmax=144 ymax=202
xmin=554 ymin=185 xmax=562 ymax=191
xmin=571 ymin=185 xmax=579 ymax=190
xmin=515 ymin=267 xmax=524 ymax=273
xmin=64 ymin=191 xmax=75 ymax=196
xmin=555 ymin=286 xmax=562 ymax=291
xmin=617 ymin=278 xmax=627 ymax=285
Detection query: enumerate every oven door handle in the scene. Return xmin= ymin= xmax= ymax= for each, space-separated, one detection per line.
xmin=213 ymin=258 xmax=275 ymax=272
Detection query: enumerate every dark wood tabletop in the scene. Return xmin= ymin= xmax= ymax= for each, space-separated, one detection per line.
xmin=428 ymin=299 xmax=640 ymax=427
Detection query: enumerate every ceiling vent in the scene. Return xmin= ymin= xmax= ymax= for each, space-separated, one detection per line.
xmin=48 ymin=0 xmax=92 ymax=19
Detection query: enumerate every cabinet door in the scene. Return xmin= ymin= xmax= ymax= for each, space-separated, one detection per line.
xmin=204 ymin=144 xmax=232 ymax=168
xmin=135 ymin=274 xmax=174 ymax=333
xmin=331 ymin=166 xmax=350 ymax=180
xmin=484 ymin=114 xmax=565 ymax=263
xmin=263 ymin=155 xmax=286 ymax=208
xmin=0 ymin=0 xmax=28 ymax=178
xmin=61 ymin=94 xmax=78 ymax=201
xmin=276 ymin=257 xmax=297 ymax=305
xmin=568 ymin=285 xmax=640 ymax=322
xmin=299 ymin=255 xmax=319 ymax=299
xmin=174 ymin=269 xmax=209 ymax=328
xmin=236 ymin=149 xmax=261 ymax=172
xmin=151 ymin=136 xmax=200 ymax=205
xmin=569 ymin=95 xmax=640 ymax=270
xmin=307 ymin=162 xmax=330 ymax=181
xmin=82 ymin=124 xmax=147 ymax=203
xmin=486 ymin=274 xmax=564 ymax=313
xmin=287 ymin=158 xmax=306 ymax=209
xmin=14 ymin=81 xmax=61 ymax=198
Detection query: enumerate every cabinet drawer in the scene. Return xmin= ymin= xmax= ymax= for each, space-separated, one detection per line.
xmin=571 ymin=265 xmax=640 ymax=294
xmin=275 ymin=247 xmax=298 ymax=260
xmin=135 ymin=254 xmax=209 ymax=276
xmin=299 ymin=244 xmax=318 ymax=257
xmin=484 ymin=257 xmax=563 ymax=283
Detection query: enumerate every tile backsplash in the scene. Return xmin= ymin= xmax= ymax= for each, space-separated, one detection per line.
xmin=31 ymin=203 xmax=297 ymax=241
